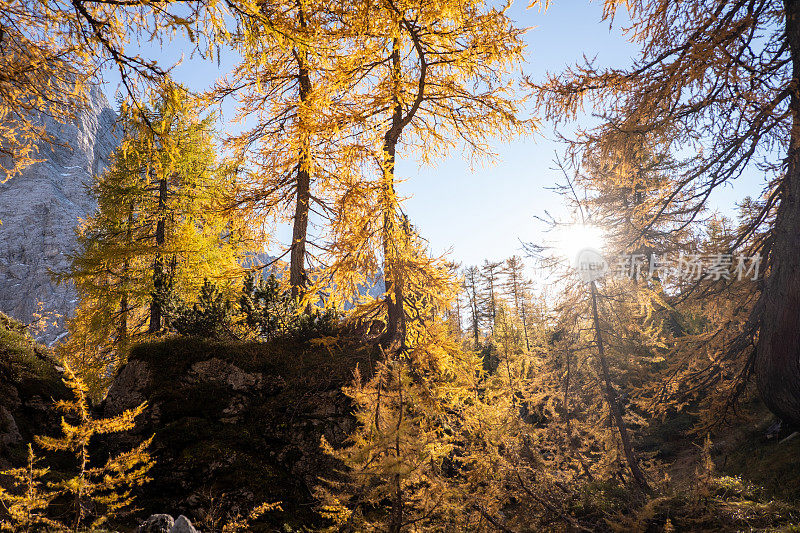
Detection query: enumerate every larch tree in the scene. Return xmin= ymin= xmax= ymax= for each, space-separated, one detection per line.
xmin=529 ymin=0 xmax=800 ymax=425
xmin=322 ymin=0 xmax=528 ymax=352
xmin=58 ymin=84 xmax=245 ymax=392
xmin=503 ymin=255 xmax=532 ymax=351
xmin=577 ymin=137 xmax=698 ymax=268
xmin=319 ymin=220 xmax=477 ymax=531
xmin=34 ymin=363 xmax=153 ymax=531
xmin=480 ymin=260 xmax=503 ymax=334
xmin=444 ymin=261 xmax=464 ymax=337
xmin=463 ymin=266 xmax=483 ymax=349
xmin=564 ymin=138 xmax=759 ymax=427
xmin=317 ymin=1 xmax=529 ymax=522
xmin=523 ymin=173 xmax=667 ymax=494
xmin=215 ymin=0 xmax=365 ymax=300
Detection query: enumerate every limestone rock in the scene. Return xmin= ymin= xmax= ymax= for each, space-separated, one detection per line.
xmin=0 ymin=86 xmax=118 ymax=345
xmin=136 ymin=514 xmax=175 ymax=533
xmin=171 ymin=515 xmax=198 ymax=533
xmin=0 ymin=406 xmax=22 ymax=449
xmin=135 ymin=514 xmax=199 ymax=533
xmin=104 ymin=359 xmax=152 ymax=417
xmin=0 ymin=313 xmax=69 ymax=468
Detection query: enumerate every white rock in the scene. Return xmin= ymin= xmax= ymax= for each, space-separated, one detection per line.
xmin=170 ymin=515 xmax=199 ymax=533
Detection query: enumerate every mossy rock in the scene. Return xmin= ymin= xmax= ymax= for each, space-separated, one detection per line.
xmin=103 ymin=334 xmax=378 ymax=531
xmin=0 ymin=312 xmax=69 ymax=467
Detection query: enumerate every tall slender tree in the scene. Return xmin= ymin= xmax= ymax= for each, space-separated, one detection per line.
xmin=480 ymin=260 xmax=503 ymax=334
xmin=463 ymin=266 xmax=483 ymax=349
xmin=504 ymin=255 xmax=532 ymax=351
xmin=325 ymin=0 xmax=529 ymax=351
xmin=529 ymin=0 xmax=800 ymax=424
xmin=216 ymin=0 xmax=365 ymax=300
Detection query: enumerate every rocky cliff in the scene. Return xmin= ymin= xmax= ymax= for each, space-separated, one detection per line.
xmin=0 ymin=86 xmax=118 ymax=345
xmin=102 ymin=335 xmax=376 ymax=531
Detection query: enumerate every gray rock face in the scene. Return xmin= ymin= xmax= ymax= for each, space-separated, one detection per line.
xmin=104 ymin=359 xmax=152 ymax=417
xmin=0 ymin=314 xmax=71 ymax=469
xmin=171 ymin=515 xmax=198 ymax=533
xmin=188 ymin=357 xmax=263 ymax=391
xmin=136 ymin=514 xmax=199 ymax=533
xmin=0 ymin=86 xmax=118 ymax=344
xmin=136 ymin=513 xmax=175 ymax=533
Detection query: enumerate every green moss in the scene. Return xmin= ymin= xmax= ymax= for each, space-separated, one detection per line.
xmin=0 ymin=313 xmax=70 ymax=470
xmin=0 ymin=312 xmax=61 ymax=387
xmin=129 ymin=334 xmax=377 ymax=410
xmin=718 ymin=422 xmax=800 ymax=504
xmin=0 ymin=311 xmax=65 ymax=401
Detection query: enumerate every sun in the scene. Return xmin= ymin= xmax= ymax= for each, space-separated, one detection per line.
xmin=553 ymin=224 xmax=607 ymax=266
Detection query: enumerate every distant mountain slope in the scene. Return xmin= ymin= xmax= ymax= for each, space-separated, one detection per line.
xmin=0 ymin=87 xmax=119 ymax=344
xmin=245 ymin=252 xmax=386 ymax=306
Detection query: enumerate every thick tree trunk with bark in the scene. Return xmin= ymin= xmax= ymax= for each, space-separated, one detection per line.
xmin=289 ymin=1 xmax=312 ymax=300
xmin=118 ymin=206 xmax=133 ymax=345
xmin=382 ymin=37 xmax=407 ymax=354
xmin=290 ymin=163 xmax=310 ymax=298
xmin=382 ymin=151 xmax=406 ymax=353
xmin=119 ymin=291 xmax=128 ymax=342
xmin=755 ymin=0 xmax=800 ymax=426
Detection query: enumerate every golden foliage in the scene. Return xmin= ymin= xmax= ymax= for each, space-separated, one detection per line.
xmin=0 ymin=0 xmax=252 ymax=181
xmin=221 ymin=501 xmax=282 ymax=533
xmin=0 ymin=362 xmax=152 ymax=531
xmin=0 ymin=445 xmax=60 ymax=532
xmin=57 ymin=82 xmax=249 ymax=395
xmin=34 ymin=363 xmax=153 ymax=530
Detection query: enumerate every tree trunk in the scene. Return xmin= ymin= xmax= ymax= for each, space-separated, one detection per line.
xmin=289 ymin=0 xmax=312 ymax=300
xmin=118 ymin=291 xmax=128 ymax=343
xmin=755 ymin=0 xmax=800 ymax=425
xmin=149 ymin=176 xmax=167 ymax=333
xmin=290 ymin=163 xmax=310 ymax=299
xmin=507 ymin=263 xmax=531 ymax=351
xmin=472 ymin=304 xmax=480 ymax=349
xmin=465 ymin=273 xmax=480 ymax=348
xmin=520 ymin=300 xmax=530 ymax=352
xmin=382 ymin=37 xmax=406 ymax=354
xmin=118 ymin=206 xmax=133 ymax=345
xmin=454 ymin=292 xmax=462 ymax=336
xmin=590 ymin=281 xmax=651 ymax=493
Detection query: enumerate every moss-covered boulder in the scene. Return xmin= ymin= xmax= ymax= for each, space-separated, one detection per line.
xmin=103 ymin=335 xmax=377 ymax=530
xmin=0 ymin=312 xmax=70 ymax=468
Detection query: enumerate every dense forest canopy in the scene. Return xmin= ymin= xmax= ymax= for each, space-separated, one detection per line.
xmin=2 ymin=1 xmax=800 ymax=532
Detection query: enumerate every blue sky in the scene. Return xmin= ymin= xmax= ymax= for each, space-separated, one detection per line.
xmin=101 ymin=1 xmax=767 ymax=270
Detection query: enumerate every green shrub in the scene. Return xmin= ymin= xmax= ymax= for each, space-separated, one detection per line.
xmin=171 ymin=280 xmax=236 ymax=338
xmin=171 ymin=275 xmax=340 ymax=341
xmin=239 ymin=273 xmax=339 ymax=341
